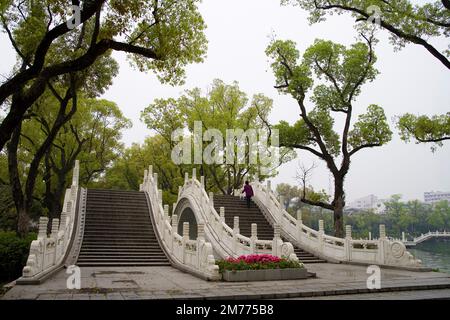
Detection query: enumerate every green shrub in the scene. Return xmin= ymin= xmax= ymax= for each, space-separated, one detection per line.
xmin=216 ymin=254 xmax=304 ymax=273
xmin=0 ymin=232 xmax=36 ymax=282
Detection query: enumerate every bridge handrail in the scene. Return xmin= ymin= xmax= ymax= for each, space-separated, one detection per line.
xmin=19 ymin=160 xmax=82 ymax=282
xmin=409 ymin=230 xmax=450 ymax=244
xmin=175 ymin=169 xmax=300 ymax=260
xmin=248 ymin=180 xmax=422 ymax=268
xmin=141 ymin=166 xmax=220 ymax=281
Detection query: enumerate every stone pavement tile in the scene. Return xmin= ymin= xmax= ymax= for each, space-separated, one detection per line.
xmin=81 ymin=278 xmax=97 ymax=288
xmin=71 ymin=294 xmax=90 ymax=300
xmin=120 ymin=291 xmax=141 ymax=300
xmin=106 ymin=292 xmax=124 ymax=300
xmin=37 ymin=293 xmax=56 ymax=300
xmin=89 ymin=294 xmax=107 ymax=300
xmin=142 ymin=290 xmax=176 ymax=300
xmin=3 ymin=291 xmax=38 ymax=300
xmin=54 ymin=293 xmax=74 ymax=300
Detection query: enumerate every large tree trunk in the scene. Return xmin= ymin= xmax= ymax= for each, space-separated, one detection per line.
xmin=333 ymin=177 xmax=345 ymax=238
xmin=7 ymin=123 xmax=29 ymax=237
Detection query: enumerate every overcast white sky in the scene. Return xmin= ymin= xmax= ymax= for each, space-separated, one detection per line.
xmin=1 ymin=0 xmax=449 ymax=202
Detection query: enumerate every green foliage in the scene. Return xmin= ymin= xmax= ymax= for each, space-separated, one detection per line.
xmin=216 ymin=258 xmax=303 ymax=274
xmin=349 ymin=105 xmax=393 ymax=151
xmin=397 ymin=113 xmax=450 ymax=151
xmin=140 ymin=79 xmax=296 ymax=193
xmin=267 ymin=38 xmax=389 ymax=157
xmin=284 ymin=0 xmax=450 ymax=61
xmin=126 ymin=0 xmax=208 ymax=85
xmin=95 ymin=135 xmax=183 ymax=208
xmin=1 ymin=0 xmax=207 ymax=85
xmin=279 ymin=182 xmax=450 ymax=239
xmin=276 ymin=183 xmax=330 ymax=208
xmin=0 ymin=231 xmax=36 ymax=282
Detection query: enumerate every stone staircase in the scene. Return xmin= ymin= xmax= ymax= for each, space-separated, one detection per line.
xmin=213 ymin=194 xmax=326 ymax=263
xmin=77 ymin=189 xmax=171 ymax=267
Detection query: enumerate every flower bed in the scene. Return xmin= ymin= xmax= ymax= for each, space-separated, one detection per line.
xmin=217 ymin=254 xmax=304 ymax=273
xmin=216 ymin=254 xmax=307 ymax=282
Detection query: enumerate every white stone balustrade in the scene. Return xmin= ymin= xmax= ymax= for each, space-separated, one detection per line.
xmin=173 ymin=169 xmax=298 ymax=260
xmin=250 ymin=180 xmax=422 ymax=268
xmin=140 ymin=166 xmax=220 ymax=280
xmin=22 ymin=160 xmax=81 ymax=279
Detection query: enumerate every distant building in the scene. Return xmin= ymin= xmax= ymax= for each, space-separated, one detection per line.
xmin=346 ymin=194 xmax=386 ymax=214
xmin=424 ymin=191 xmax=450 ymax=204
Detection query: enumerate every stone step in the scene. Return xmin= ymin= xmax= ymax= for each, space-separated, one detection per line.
xmin=77 ymin=257 xmax=169 ymax=262
xmin=82 ymin=232 xmax=156 ymax=238
xmin=84 ymin=217 xmax=152 ymax=224
xmin=83 ymin=232 xmax=156 ymax=238
xmin=87 ymin=194 xmax=147 ymax=199
xmin=80 ymin=248 xmax=164 ymax=253
xmin=83 ymin=226 xmax=153 ymax=231
xmin=88 ymin=189 xmax=143 ymax=194
xmin=76 ymin=261 xmax=171 ymax=267
xmin=85 ymin=216 xmax=151 ymax=221
xmin=80 ymin=244 xmax=163 ymax=249
xmin=78 ymin=188 xmax=170 ymax=267
xmin=78 ymin=253 xmax=167 ymax=258
xmin=86 ymin=204 xmax=149 ymax=210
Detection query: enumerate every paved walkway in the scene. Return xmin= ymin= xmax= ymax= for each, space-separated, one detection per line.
xmin=3 ymin=263 xmax=450 ymax=300
xmin=288 ymin=289 xmax=450 ymax=300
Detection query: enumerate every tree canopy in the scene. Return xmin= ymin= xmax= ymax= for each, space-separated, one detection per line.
xmin=267 ymin=35 xmax=392 ymax=236
xmin=397 ymin=112 xmax=450 ymax=151
xmin=0 ymin=0 xmax=208 ymax=151
xmin=141 ymin=79 xmax=295 ymax=194
xmin=283 ymin=0 xmax=450 ymax=69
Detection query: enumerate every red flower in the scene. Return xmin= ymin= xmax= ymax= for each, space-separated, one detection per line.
xmin=228 ymin=254 xmax=283 ymax=264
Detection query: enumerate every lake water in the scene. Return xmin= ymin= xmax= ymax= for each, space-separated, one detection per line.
xmin=407 ymin=239 xmax=450 ymax=274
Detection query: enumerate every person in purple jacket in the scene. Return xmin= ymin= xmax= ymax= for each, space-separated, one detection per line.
xmin=242 ymin=181 xmax=254 ymax=208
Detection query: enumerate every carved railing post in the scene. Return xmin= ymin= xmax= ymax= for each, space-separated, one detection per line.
xmin=185 ymin=172 xmax=189 ymax=183
xmin=279 ymin=195 xmax=284 ymax=211
xmin=198 ymin=223 xmax=205 ymax=240
xmin=378 ymin=224 xmax=387 ymax=265
xmin=318 ymin=220 xmax=324 ymax=234
xmin=379 ymin=224 xmax=386 ymax=239
xmin=272 ymin=224 xmax=281 ymax=257
xmin=345 ymin=225 xmax=352 ymax=261
xmin=296 ymin=209 xmax=303 ymax=240
xmin=192 ymin=168 xmax=196 ymax=180
xmin=250 ymin=223 xmax=257 ymax=253
xmin=200 ymin=176 xmax=205 ymax=188
xmin=51 ymin=219 xmax=59 ymax=264
xmin=219 ymin=207 xmax=225 ymax=223
xmin=148 ymin=165 xmax=153 ymax=177
xmin=346 ymin=225 xmax=352 ymax=239
xmin=153 ymin=173 xmax=158 ymax=189
xmin=233 ymin=216 xmax=239 ymax=234
xmin=196 ymin=223 xmax=205 ymax=268
xmin=233 ymin=216 xmax=239 ymax=252
xmin=51 ymin=219 xmax=59 ymax=239
xmin=38 ymin=217 xmax=48 ymax=239
xmin=144 ymin=169 xmax=148 ymax=184
xmin=182 ymin=222 xmax=189 ymax=263
xmin=72 ymin=160 xmax=79 ymax=187
xmin=164 ymin=205 xmax=170 ymax=223
xmin=318 ymin=219 xmax=324 ymax=252
xmin=158 ymin=189 xmax=163 ymax=206
xmin=209 ymin=192 xmax=214 ymax=208
xmin=172 ymin=215 xmax=178 ymax=233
